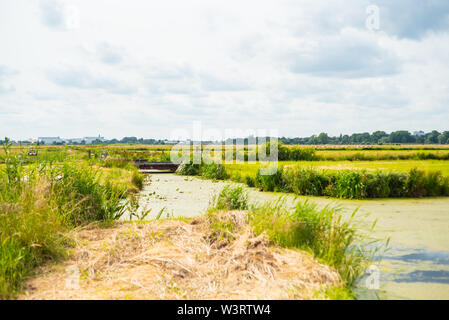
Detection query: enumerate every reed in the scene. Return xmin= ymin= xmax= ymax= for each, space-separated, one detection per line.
xmin=0 ymin=141 xmax=135 ymax=298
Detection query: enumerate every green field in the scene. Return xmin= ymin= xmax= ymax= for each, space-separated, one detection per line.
xmin=225 ymin=160 xmax=449 ymax=178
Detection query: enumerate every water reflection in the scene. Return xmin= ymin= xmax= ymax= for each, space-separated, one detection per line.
xmin=394 ymin=270 xmax=449 ymax=284
xmin=395 ymin=251 xmax=449 ymax=265
xmin=382 ymin=248 xmax=449 ymax=285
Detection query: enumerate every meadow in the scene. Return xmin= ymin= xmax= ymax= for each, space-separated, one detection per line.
xmin=0 ymin=141 xmax=144 ymax=298
xmin=2 ymin=141 xmax=449 ymax=298
xmin=3 ymin=143 xmax=449 ymax=163
xmin=225 ymin=160 xmax=449 ymax=178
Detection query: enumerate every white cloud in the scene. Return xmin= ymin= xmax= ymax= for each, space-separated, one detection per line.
xmin=0 ymin=0 xmax=448 ymax=139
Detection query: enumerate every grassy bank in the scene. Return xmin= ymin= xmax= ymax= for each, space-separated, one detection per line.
xmin=0 ymin=143 xmax=143 ymax=299
xmin=208 ymin=185 xmax=381 ymax=297
xmin=5 ymin=143 xmax=449 ymax=164
xmin=177 ymin=161 xmax=449 ymax=199
xmin=225 ymin=160 xmax=449 ymax=178
xmin=255 ymin=166 xmax=449 ymax=199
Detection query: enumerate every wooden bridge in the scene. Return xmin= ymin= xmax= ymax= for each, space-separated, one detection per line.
xmin=132 ymin=160 xmax=180 ymax=172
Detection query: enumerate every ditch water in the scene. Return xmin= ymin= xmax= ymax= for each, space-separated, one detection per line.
xmin=127 ymin=173 xmax=449 ymax=300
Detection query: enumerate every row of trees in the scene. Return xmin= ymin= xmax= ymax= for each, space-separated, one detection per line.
xmin=3 ymin=130 xmax=449 ymax=146
xmin=280 ymin=130 xmax=449 ymax=145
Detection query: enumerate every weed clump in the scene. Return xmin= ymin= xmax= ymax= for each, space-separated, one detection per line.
xmin=249 ymin=198 xmax=378 ymax=286
xmin=207 ymin=185 xmax=380 ymax=292
xmin=175 ymin=162 xmax=201 ymax=176
xmin=201 ymin=163 xmax=229 ymax=180
xmin=0 ymin=139 xmax=133 ymax=298
xmin=176 ymin=161 xmax=229 ymax=180
xmin=131 ymin=171 xmax=144 ymax=191
xmin=247 ymin=166 xmax=449 ymax=199
xmin=211 ymin=185 xmax=248 ymax=211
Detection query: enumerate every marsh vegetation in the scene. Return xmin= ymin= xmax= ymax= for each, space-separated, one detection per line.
xmin=0 ymin=140 xmax=143 ymax=298
xmin=1 ymin=140 xmax=448 ymax=299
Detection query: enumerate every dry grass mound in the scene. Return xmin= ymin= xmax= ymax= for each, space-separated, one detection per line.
xmin=19 ymin=211 xmax=340 ymax=300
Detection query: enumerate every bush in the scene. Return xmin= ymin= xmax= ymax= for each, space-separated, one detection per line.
xmin=175 ymin=162 xmax=201 ymax=176
xmin=365 ymin=172 xmax=390 ymax=198
xmin=243 ymin=166 xmax=449 ymax=199
xmin=0 ymin=156 xmax=129 ymax=298
xmin=386 ymin=172 xmax=408 ymax=197
xmin=131 ymin=171 xmax=144 ymax=190
xmin=422 ymin=170 xmax=446 ymax=196
xmin=212 ymin=185 xmax=248 ymax=211
xmin=201 ymin=163 xmax=229 ymax=180
xmin=52 ymin=163 xmax=126 ymax=225
xmin=244 ymin=175 xmax=255 ymax=187
xmin=255 ymin=166 xmax=287 ymax=192
xmin=283 ymin=167 xmax=331 ymax=196
xmin=249 ymin=198 xmax=375 ymax=286
xmin=101 ymin=158 xmax=135 ymax=170
xmin=331 ymin=171 xmax=366 ymax=199
xmin=277 ymin=143 xmax=317 ymax=161
xmin=406 ymin=168 xmax=426 ymax=197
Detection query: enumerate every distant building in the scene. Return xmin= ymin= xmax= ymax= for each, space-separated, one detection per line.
xmin=38 ymin=137 xmax=64 ymax=144
xmin=83 ymin=135 xmax=105 ymax=144
xmin=66 ymin=135 xmax=105 ymax=144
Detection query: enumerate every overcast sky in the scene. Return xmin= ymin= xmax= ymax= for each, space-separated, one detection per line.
xmin=1 ymin=0 xmax=449 ymax=140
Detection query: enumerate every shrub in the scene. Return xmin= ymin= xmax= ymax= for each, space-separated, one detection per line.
xmin=249 ymin=198 xmax=376 ymax=286
xmin=406 ymin=168 xmax=426 ymax=197
xmin=212 ymin=185 xmax=248 ymax=211
xmin=386 ymin=172 xmax=408 ymax=197
xmin=52 ymin=163 xmax=126 ymax=225
xmin=201 ymin=163 xmax=229 ymax=180
xmin=175 ymin=162 xmax=201 ymax=176
xmin=332 ymin=171 xmax=366 ymax=199
xmin=277 ymin=143 xmax=317 ymax=161
xmin=101 ymin=158 xmax=135 ymax=170
xmin=365 ymin=172 xmax=390 ymax=198
xmin=230 ymin=171 xmax=242 ymax=183
xmin=0 ymin=154 xmax=130 ymax=298
xmin=255 ymin=166 xmax=287 ymax=192
xmin=131 ymin=171 xmax=144 ymax=190
xmin=422 ymin=171 xmax=446 ymax=196
xmin=283 ymin=167 xmax=331 ymax=196
xmin=244 ymin=175 xmax=255 ymax=187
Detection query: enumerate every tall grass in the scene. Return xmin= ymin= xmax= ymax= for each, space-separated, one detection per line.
xmin=49 ymin=163 xmax=127 ymax=225
xmin=211 ymin=185 xmax=248 ymax=211
xmin=249 ymin=198 xmax=376 ymax=286
xmin=176 ymin=161 xmax=229 ymax=180
xmin=176 ymin=162 xmax=201 ymax=176
xmin=177 ymin=156 xmax=449 ymax=199
xmin=201 ymin=163 xmax=229 ymax=180
xmin=0 ymin=141 xmax=132 ymax=298
xmin=209 ymin=185 xmax=379 ymax=289
xmin=252 ymin=166 xmax=449 ymax=199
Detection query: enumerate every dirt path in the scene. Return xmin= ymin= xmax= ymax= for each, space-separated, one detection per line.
xmin=20 ymin=212 xmax=339 ymax=300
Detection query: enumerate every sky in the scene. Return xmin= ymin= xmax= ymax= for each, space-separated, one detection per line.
xmin=1 ymin=0 xmax=449 ymax=140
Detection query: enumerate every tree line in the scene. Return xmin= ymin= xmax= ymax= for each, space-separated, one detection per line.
xmin=279 ymin=130 xmax=449 ymax=145
xmin=3 ymin=130 xmax=449 ymax=145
